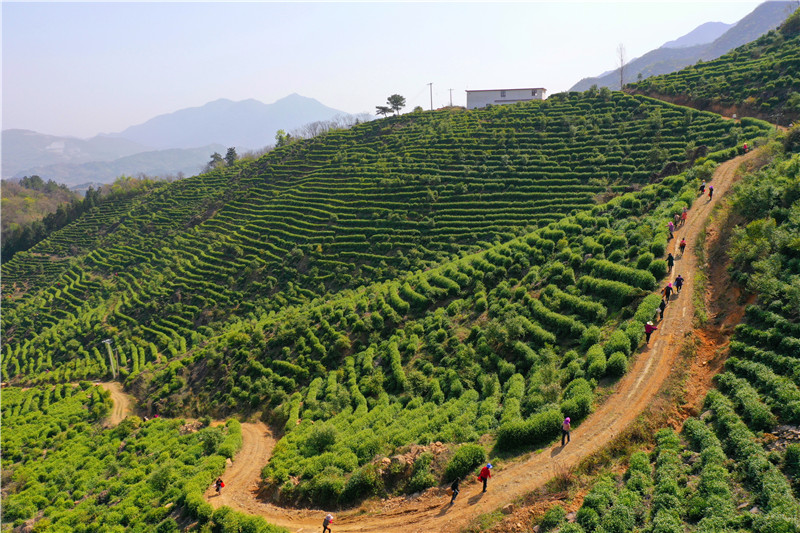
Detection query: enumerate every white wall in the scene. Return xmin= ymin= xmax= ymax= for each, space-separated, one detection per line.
xmin=466 ymin=89 xmax=545 ymax=109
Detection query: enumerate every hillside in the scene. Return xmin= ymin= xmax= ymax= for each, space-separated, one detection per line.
xmin=570 ymin=0 xmax=796 ymax=92
xmin=1 ymin=92 xmax=767 ymax=351
xmin=0 ymin=84 xmax=776 ymax=523
xmin=629 ymin=7 xmax=800 ymax=126
xmin=3 ymin=60 xmax=798 ymax=531
xmin=1 ymin=176 xmax=80 ymax=234
xmin=553 ymin=141 xmax=800 ymax=533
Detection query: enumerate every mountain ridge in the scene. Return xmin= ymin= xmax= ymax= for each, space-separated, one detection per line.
xmin=104 ymin=93 xmax=349 ymax=150
xmin=570 ymin=1 xmax=796 ymax=91
xmin=660 ymin=21 xmax=733 ymax=49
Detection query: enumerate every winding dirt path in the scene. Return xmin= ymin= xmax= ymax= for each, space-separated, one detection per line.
xmin=98 ymin=381 xmax=133 ymax=426
xmin=200 ymin=151 xmax=761 ymax=532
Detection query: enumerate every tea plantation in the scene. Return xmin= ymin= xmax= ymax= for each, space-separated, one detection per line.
xmin=3 ymin=25 xmax=800 ymax=529
xmin=546 ymin=149 xmax=800 ymax=533
xmin=1 ymin=382 xmax=284 ymax=532
xmin=1 ymin=93 xmax=767 ymax=387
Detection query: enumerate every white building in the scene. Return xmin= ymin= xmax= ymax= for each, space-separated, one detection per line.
xmin=466 ymin=88 xmax=546 ymax=109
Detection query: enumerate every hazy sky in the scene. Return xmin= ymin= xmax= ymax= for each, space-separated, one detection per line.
xmin=2 ymin=1 xmax=763 ymax=139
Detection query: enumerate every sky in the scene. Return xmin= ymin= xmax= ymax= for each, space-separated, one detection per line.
xmin=2 ymin=1 xmax=765 ymax=139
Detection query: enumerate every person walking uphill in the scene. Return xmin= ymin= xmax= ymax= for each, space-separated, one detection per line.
xmin=708 ymin=185 xmax=714 ymax=200
xmin=679 ymin=238 xmax=687 ymax=256
xmin=450 ymin=477 xmax=460 ymax=504
xmin=562 ymin=417 xmax=571 ymax=446
xmin=667 ymin=253 xmax=675 ymax=272
xmin=645 ymin=322 xmax=658 ymax=343
xmin=322 ymin=513 xmax=334 ymax=533
xmin=215 ymin=477 xmax=224 ymax=495
xmin=663 ymin=283 xmax=674 ymax=300
xmin=478 ymin=464 xmax=492 ymax=493
xmin=659 ymin=298 xmax=667 ymax=320
xmin=675 ymin=274 xmax=684 ymax=294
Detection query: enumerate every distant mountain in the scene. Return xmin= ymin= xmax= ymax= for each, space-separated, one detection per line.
xmin=4 ymin=94 xmax=351 ymax=184
xmin=570 ymin=1 xmax=796 ymax=91
xmin=2 ymin=129 xmax=150 ymax=178
xmin=660 ymin=21 xmax=733 ymax=49
xmin=104 ymin=94 xmax=348 ymax=150
xmin=11 ymin=144 xmax=225 ymax=187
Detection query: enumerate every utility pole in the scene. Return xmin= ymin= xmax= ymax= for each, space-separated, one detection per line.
xmin=427 ymin=82 xmax=433 ymax=111
xmin=448 ymin=89 xmax=453 ymax=107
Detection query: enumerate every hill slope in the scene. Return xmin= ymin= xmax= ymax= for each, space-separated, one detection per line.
xmin=570 ymin=1 xmax=796 ymax=91
xmin=564 ymin=146 xmax=800 ymax=533
xmin=1 ymin=92 xmax=767 ymax=351
xmin=629 ymin=7 xmax=800 ymax=125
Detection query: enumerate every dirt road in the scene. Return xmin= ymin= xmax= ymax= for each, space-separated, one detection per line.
xmin=99 ymin=381 xmax=133 ymax=426
xmin=201 ymin=151 xmax=760 ymax=532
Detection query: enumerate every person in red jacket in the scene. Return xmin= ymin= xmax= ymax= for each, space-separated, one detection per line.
xmin=645 ymin=322 xmax=658 ymax=344
xmin=478 ymin=464 xmax=492 ymax=493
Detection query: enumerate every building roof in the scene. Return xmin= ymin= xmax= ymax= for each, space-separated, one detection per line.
xmin=465 ymin=88 xmax=546 ymax=93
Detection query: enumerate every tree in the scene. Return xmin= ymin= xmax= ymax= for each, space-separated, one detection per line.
xmin=617 ymin=43 xmax=626 ymax=90
xmin=206 ymin=152 xmax=223 ymax=172
xmin=375 ymin=105 xmax=393 ymax=118
xmin=275 ymin=129 xmax=291 ymax=147
xmin=387 ymin=94 xmax=406 ymax=115
xmin=225 ymin=147 xmax=238 ymax=167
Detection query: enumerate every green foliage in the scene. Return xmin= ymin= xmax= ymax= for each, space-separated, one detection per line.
xmin=444 ymin=444 xmax=486 ymax=481
xmin=539 ymin=504 xmax=566 ymax=531
xmin=0 ymin=385 xmax=255 ymax=532
xmin=496 ymin=409 xmax=562 ymax=451
xmin=606 ymin=351 xmax=628 ymax=378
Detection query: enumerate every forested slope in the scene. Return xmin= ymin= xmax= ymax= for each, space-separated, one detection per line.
xmin=630 ymin=7 xmax=800 ymax=126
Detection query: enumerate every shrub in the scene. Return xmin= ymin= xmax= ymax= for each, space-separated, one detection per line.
xmin=211 ymin=507 xmax=240 ymax=533
xmin=539 ymin=504 xmax=566 ymax=531
xmin=576 ymin=506 xmax=600 ymax=530
xmin=444 ymin=444 xmax=486 ymax=481
xmin=306 ymin=423 xmax=338 ymax=455
xmin=310 ymin=467 xmax=346 ymax=506
xmin=343 ymin=464 xmax=384 ymax=501
xmin=407 ymin=452 xmax=436 ymax=493
xmin=586 ymin=353 xmax=606 ymax=380
xmin=648 ymin=259 xmax=668 ymax=280
xmin=606 ymin=351 xmax=628 ymax=377
xmin=605 ymin=330 xmax=632 ymax=357
xmin=651 ymin=235 xmax=667 ymax=257
xmin=785 ymin=444 xmax=800 ymax=481
xmin=496 ymin=408 xmax=562 ymax=451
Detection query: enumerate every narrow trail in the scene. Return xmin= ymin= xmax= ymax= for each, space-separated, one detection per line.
xmin=98 ymin=381 xmax=133 ymax=426
xmin=196 ymin=151 xmax=761 ymax=532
